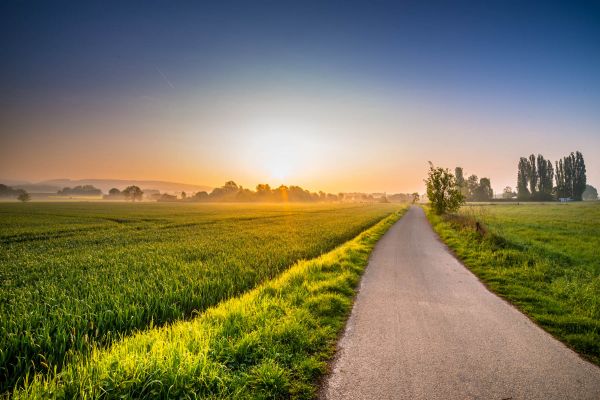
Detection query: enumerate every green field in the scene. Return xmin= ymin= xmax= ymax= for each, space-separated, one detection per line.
xmin=0 ymin=202 xmax=400 ymax=393
xmin=14 ymin=210 xmax=406 ymax=399
xmin=427 ymin=202 xmax=600 ymax=364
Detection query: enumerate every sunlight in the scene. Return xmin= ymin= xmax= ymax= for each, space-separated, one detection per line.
xmin=239 ymin=118 xmax=329 ymax=184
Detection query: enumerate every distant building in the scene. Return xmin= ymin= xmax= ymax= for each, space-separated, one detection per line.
xmin=559 ymin=198 xmax=572 ymax=203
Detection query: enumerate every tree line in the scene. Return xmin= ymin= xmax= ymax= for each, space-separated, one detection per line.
xmin=160 ymin=181 xmax=343 ymax=203
xmin=455 ymin=167 xmax=493 ymax=201
xmin=57 ymin=185 xmax=102 ymax=196
xmin=517 ymin=151 xmax=587 ymax=201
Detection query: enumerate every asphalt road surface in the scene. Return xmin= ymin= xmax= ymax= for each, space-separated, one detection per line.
xmin=320 ymin=206 xmax=600 ymax=400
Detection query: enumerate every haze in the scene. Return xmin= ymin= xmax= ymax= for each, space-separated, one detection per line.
xmin=1 ymin=1 xmax=599 ymax=193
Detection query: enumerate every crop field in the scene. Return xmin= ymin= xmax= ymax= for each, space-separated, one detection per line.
xmin=0 ymin=202 xmax=401 ymax=393
xmin=427 ymin=202 xmax=600 ymax=364
xmin=14 ymin=209 xmax=406 ymax=399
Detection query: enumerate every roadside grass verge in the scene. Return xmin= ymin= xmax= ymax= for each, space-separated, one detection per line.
xmin=425 ymin=204 xmax=600 ymax=365
xmin=14 ymin=209 xmax=406 ymax=399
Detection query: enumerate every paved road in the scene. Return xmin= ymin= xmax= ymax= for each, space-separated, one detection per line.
xmin=321 ymin=206 xmax=600 ymax=400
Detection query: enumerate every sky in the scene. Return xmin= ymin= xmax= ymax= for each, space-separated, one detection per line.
xmin=1 ymin=0 xmax=599 ymax=194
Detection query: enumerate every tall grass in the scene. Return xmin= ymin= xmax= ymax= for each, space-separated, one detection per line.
xmin=14 ymin=210 xmax=406 ymax=399
xmin=426 ymin=202 xmax=600 ymax=365
xmin=0 ymin=202 xmax=400 ymax=392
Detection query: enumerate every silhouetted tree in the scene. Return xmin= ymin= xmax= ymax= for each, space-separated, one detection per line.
xmin=209 ymin=181 xmax=240 ymax=200
xmin=255 ymin=184 xmax=272 ymax=201
xmin=533 ymin=154 xmax=554 ymax=201
xmin=455 ymin=167 xmax=468 ymax=197
xmin=0 ymin=184 xmax=26 ymax=198
xmin=474 ymin=177 xmax=493 ymax=201
xmin=528 ymin=154 xmax=538 ymax=198
xmin=466 ymin=174 xmax=479 ymax=201
xmin=412 ymin=192 xmax=420 ymax=204
xmin=517 ymin=157 xmax=530 ymax=200
xmin=555 ymin=151 xmax=586 ymax=200
xmin=573 ymin=151 xmax=587 ymax=201
xmin=555 ymin=158 xmax=567 ymax=199
xmin=123 ymin=186 xmax=143 ymax=201
xmin=108 ymin=188 xmax=121 ymax=196
xmin=57 ymin=185 xmax=102 ymax=196
xmin=192 ymin=191 xmax=208 ymax=201
xmin=425 ymin=162 xmax=464 ymax=215
xmin=17 ymin=191 xmax=31 ymax=202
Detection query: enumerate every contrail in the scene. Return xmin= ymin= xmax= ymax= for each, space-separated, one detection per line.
xmin=156 ymin=66 xmax=174 ymax=89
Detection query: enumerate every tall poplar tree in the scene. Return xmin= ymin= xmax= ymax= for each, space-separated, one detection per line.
xmin=528 ymin=154 xmax=538 ymax=197
xmin=573 ymin=151 xmax=587 ymax=201
xmin=555 ymin=151 xmax=586 ymax=200
xmin=535 ymin=154 xmax=554 ymax=200
xmin=555 ymin=159 xmax=567 ymax=199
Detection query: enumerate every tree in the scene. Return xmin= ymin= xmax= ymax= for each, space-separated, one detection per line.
xmin=534 ymin=154 xmax=554 ymax=201
xmin=455 ymin=167 xmax=468 ymax=197
xmin=192 ymin=191 xmax=209 ymax=201
xmin=555 ymin=158 xmax=567 ymax=199
xmin=555 ymin=151 xmax=586 ymax=200
xmin=0 ymin=184 xmax=26 ymax=198
xmin=582 ymin=185 xmax=598 ymax=201
xmin=517 ymin=157 xmax=530 ymax=200
xmin=465 ymin=174 xmax=479 ymax=201
xmin=209 ymin=181 xmax=240 ymax=200
xmin=123 ymin=185 xmax=143 ymax=201
xmin=108 ymin=188 xmax=121 ymax=196
xmin=517 ymin=154 xmax=553 ymax=201
xmin=425 ymin=162 xmax=464 ymax=215
xmin=17 ymin=191 xmax=31 ymax=202
xmin=573 ymin=151 xmax=587 ymax=201
xmin=255 ymin=184 xmax=272 ymax=201
xmin=502 ymin=186 xmax=516 ymax=199
xmin=411 ymin=192 xmax=420 ymax=204
xmin=57 ymin=185 xmax=102 ymax=196
xmin=528 ymin=154 xmax=538 ymax=197
xmin=181 ymin=191 xmax=187 ymax=200
xmin=475 ymin=177 xmax=493 ymax=201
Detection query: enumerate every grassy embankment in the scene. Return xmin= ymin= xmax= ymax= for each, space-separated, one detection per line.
xmin=426 ymin=202 xmax=600 ymax=365
xmin=0 ymin=202 xmax=400 ymax=392
xmin=14 ymin=208 xmax=406 ymax=398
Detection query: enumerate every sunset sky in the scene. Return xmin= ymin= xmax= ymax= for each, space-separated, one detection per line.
xmin=1 ymin=1 xmax=599 ymax=194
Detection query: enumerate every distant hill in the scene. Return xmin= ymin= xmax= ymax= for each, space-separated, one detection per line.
xmin=4 ymin=179 xmax=212 ymax=194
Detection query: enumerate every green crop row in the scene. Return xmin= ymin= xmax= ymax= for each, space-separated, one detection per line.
xmin=13 ymin=209 xmax=406 ymax=399
xmin=0 ymin=202 xmax=400 ymax=392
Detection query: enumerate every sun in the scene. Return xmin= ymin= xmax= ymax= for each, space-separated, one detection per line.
xmin=235 ymin=117 xmax=337 ymax=186
xmin=269 ymin=164 xmax=290 ymax=182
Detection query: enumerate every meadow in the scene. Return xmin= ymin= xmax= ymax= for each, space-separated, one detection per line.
xmin=0 ymin=202 xmax=401 ymax=393
xmin=427 ymin=202 xmax=600 ymax=364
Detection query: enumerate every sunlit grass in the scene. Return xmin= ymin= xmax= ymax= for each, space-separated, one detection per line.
xmin=0 ymin=202 xmax=401 ymax=392
xmin=14 ymin=209 xmax=406 ymax=399
xmin=426 ymin=202 xmax=600 ymax=365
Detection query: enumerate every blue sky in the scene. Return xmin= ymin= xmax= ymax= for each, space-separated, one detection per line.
xmin=1 ymin=0 xmax=599 ymax=192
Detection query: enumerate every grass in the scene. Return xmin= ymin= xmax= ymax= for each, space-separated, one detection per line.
xmin=13 ymin=208 xmax=406 ymax=399
xmin=0 ymin=202 xmax=401 ymax=392
xmin=426 ymin=202 xmax=600 ymax=365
